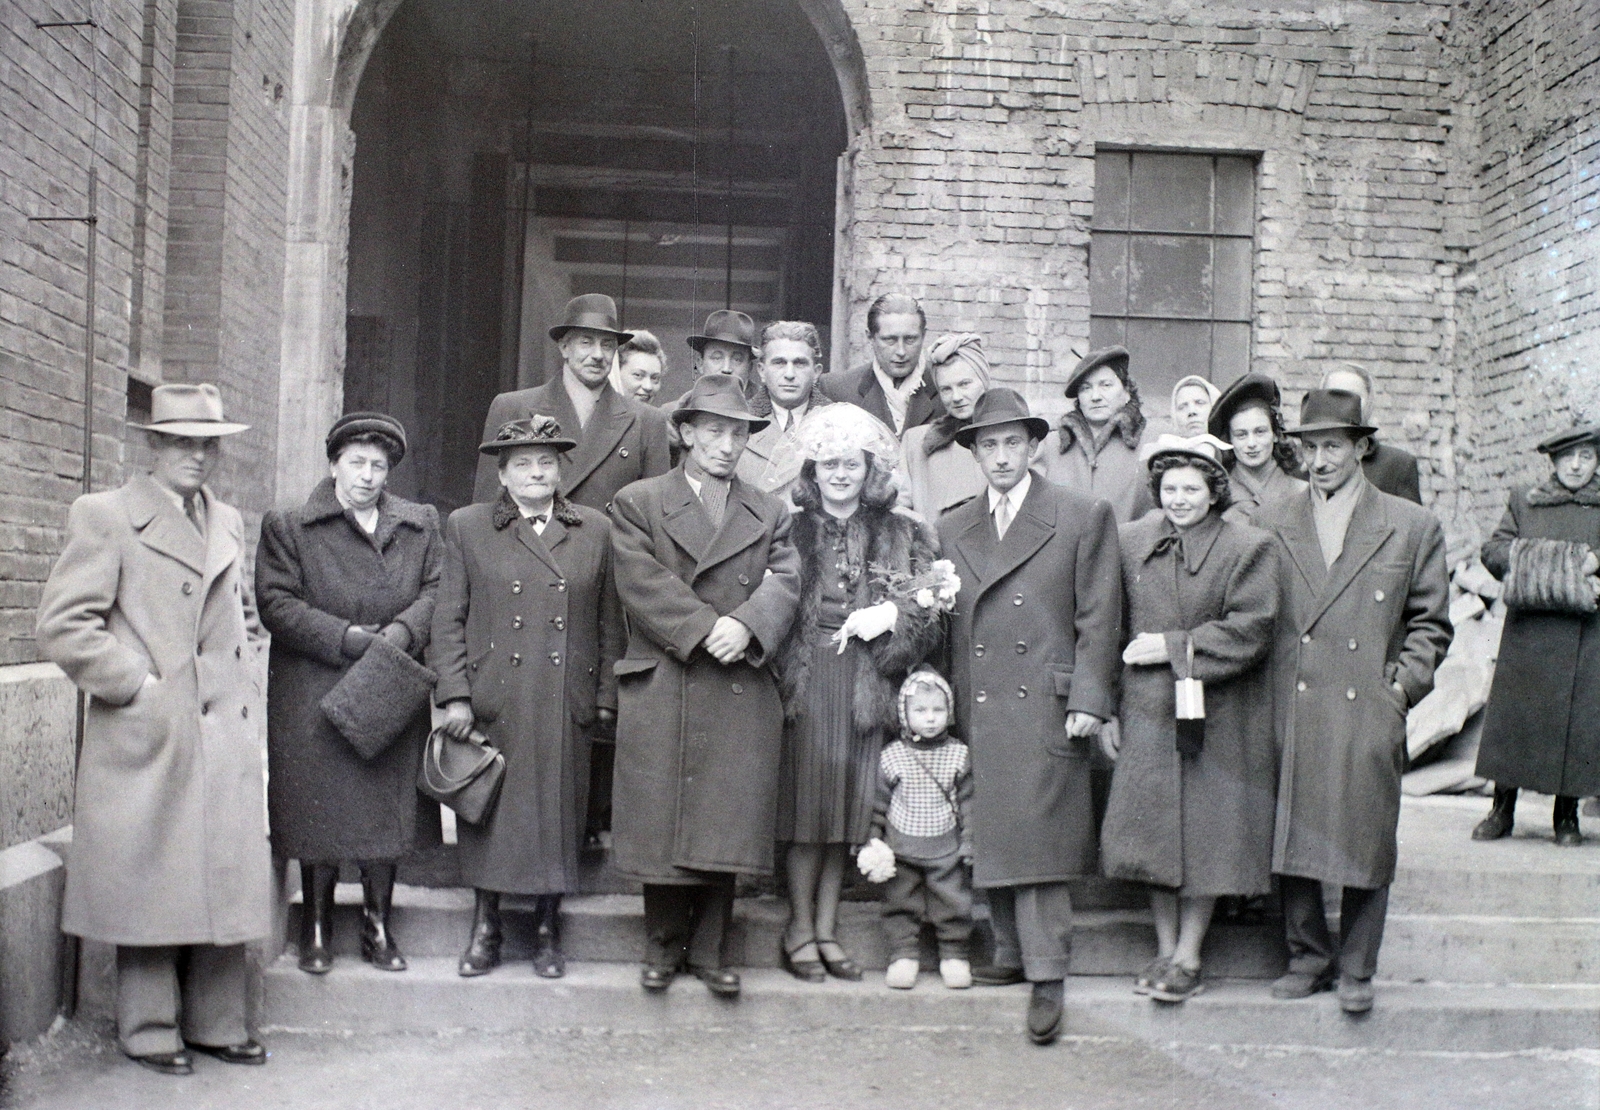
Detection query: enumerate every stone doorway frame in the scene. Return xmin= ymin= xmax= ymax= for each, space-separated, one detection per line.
xmin=274 ymin=0 xmax=872 ymax=504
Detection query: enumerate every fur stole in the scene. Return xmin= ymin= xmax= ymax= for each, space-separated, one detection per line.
xmin=1504 ymin=537 xmax=1599 ymax=614
xmin=491 ymin=489 xmax=584 ymax=531
xmin=775 ymin=506 xmax=944 ymax=737
xmin=1054 ymin=404 xmax=1145 ymax=454
xmin=1526 ymin=477 xmax=1600 ymax=508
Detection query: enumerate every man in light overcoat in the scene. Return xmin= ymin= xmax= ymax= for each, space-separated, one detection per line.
xmin=937 ymin=389 xmax=1123 ymax=1046
xmin=608 ymin=374 xmax=802 ymax=998
xmin=36 ymin=384 xmax=271 ymax=1075
xmin=1253 ymin=389 xmax=1452 ymax=1014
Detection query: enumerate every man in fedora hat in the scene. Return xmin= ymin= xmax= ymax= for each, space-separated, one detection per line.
xmin=473 ymin=293 xmax=671 ymax=514
xmin=819 ymin=293 xmax=945 ymax=436
xmin=937 ymin=389 xmax=1123 ymax=1045
xmin=1253 ymin=389 xmax=1451 ymax=1015
xmin=37 ymin=383 xmax=272 ymax=1074
xmin=607 ymin=374 xmax=801 ymax=998
xmin=661 ymin=309 xmax=763 ymax=456
xmin=1319 ymin=364 xmax=1422 ymax=503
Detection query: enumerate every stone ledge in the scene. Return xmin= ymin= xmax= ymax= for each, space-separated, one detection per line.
xmin=0 ymin=662 xmax=75 ymax=852
xmin=0 ymin=828 xmax=69 ymax=1043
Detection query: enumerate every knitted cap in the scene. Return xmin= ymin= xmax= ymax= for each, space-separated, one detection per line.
xmin=898 ymin=666 xmax=955 ymax=738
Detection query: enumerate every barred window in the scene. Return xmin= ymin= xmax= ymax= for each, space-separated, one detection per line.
xmin=1089 ymin=151 xmax=1256 ymax=400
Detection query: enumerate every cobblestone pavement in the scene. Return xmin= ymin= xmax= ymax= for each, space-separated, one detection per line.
xmin=3 ymin=1017 xmax=1596 ymax=1110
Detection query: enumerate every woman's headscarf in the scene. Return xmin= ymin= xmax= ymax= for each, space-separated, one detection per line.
xmin=1170 ymin=375 xmax=1221 ymax=436
xmin=922 ymin=333 xmax=991 ymax=456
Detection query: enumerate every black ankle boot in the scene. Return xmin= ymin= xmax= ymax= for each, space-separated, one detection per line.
xmin=459 ymin=889 xmax=502 ymax=977
xmin=532 ymin=894 xmax=565 ymax=979
xmin=1472 ymin=785 xmax=1517 ymax=841
xmin=1554 ymin=795 xmax=1583 ymax=846
xmin=359 ymin=861 xmax=407 ymax=971
xmin=298 ymin=862 xmax=338 ymax=975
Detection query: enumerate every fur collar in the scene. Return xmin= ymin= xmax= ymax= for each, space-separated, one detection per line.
xmin=1526 ymin=477 xmax=1600 ymax=508
xmin=300 ymin=477 xmax=431 ymax=528
xmin=491 ymin=488 xmax=584 ymax=530
xmin=1055 ymin=403 xmax=1145 ymax=453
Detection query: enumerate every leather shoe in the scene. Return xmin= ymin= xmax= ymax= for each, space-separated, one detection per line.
xmin=690 ymin=965 xmax=741 ymax=997
xmin=1338 ymin=975 xmax=1375 ymax=1014
xmin=971 ymin=964 xmax=1026 ymax=986
xmin=1271 ymin=969 xmax=1336 ymax=999
xmin=640 ymin=965 xmax=675 ymax=992
xmin=186 ymin=1040 xmax=267 ymax=1066
xmin=128 ymin=1050 xmax=192 ymax=1075
xmin=1026 ymin=980 xmax=1064 ymax=1045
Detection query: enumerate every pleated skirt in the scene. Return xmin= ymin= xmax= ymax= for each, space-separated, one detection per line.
xmin=777 ymin=638 xmax=879 ymax=845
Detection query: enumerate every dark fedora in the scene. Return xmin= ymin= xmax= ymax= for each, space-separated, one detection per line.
xmin=954 ymin=388 xmax=1051 ymax=448
xmin=1064 ymin=346 xmax=1131 ymax=398
xmin=687 ymin=309 xmax=759 ymax=359
xmin=325 ymin=411 xmax=408 ymax=462
xmin=478 ymin=413 xmax=578 ymax=455
xmin=1208 ymin=373 xmax=1283 ymax=441
xmin=548 ymin=294 xmax=634 ymax=344
xmin=1536 ymin=424 xmax=1600 ymax=456
xmin=1285 ymin=390 xmax=1378 ymax=438
xmin=670 ymin=374 xmax=770 ymax=433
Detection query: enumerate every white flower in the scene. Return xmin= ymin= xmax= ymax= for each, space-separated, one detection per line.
xmin=915 ymin=588 xmax=936 ymax=609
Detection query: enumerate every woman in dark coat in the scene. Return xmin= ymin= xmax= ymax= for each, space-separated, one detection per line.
xmin=1208 ymin=373 xmax=1307 ymax=525
xmin=1473 ymin=424 xmax=1600 ymax=846
xmin=1100 ymin=434 xmax=1279 ymax=1003
xmin=773 ymin=405 xmax=944 ymax=982
xmin=257 ymin=413 xmax=443 ymax=975
xmin=430 ymin=416 xmax=625 ymax=978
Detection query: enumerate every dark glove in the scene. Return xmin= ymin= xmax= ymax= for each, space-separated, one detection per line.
xmin=593 ymin=707 xmax=617 ymax=741
xmin=378 ymin=622 xmax=412 ymax=653
xmin=341 ymin=624 xmax=379 ymax=659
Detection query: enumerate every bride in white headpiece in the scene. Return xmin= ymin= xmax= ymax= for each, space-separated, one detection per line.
xmin=771 ymin=404 xmax=947 ymax=985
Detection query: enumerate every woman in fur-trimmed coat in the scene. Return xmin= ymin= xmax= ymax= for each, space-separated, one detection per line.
xmin=1473 ymin=425 xmax=1600 ymax=846
xmin=772 ymin=410 xmax=945 ymax=982
xmin=1039 ymin=346 xmax=1156 ymax=524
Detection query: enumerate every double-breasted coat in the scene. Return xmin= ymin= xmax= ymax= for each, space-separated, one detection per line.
xmin=255 ymin=479 xmax=442 ymax=861
xmin=1100 ymin=512 xmax=1280 ymax=896
xmin=608 ymin=468 xmax=802 ymax=882
xmin=36 ymin=474 xmax=272 ymax=946
xmin=1253 ymin=480 xmax=1452 ymax=888
xmin=938 ymin=477 xmax=1123 ymax=888
xmin=471 ymin=379 xmax=672 ymax=512
xmin=1474 ymin=478 xmax=1600 ymax=796
xmin=429 ymin=492 xmax=625 ymax=893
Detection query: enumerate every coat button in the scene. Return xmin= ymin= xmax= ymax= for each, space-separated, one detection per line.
xmin=605 ymin=501 xmax=613 ymax=514
xmin=241 ymin=705 xmax=248 ymax=719
xmin=235 ymin=646 xmax=241 ymax=659
xmin=738 ymin=574 xmax=750 ymax=586
xmin=550 ymin=652 xmax=562 ymax=665
xmin=1300 ymin=633 xmax=1311 ymax=645
xmin=196 ymin=645 xmax=203 ymax=656
xmin=620 ymin=448 xmax=630 ymax=458
xmin=1296 ymin=681 xmax=1307 ymax=692
xmin=557 ymin=581 xmax=567 ymax=592
xmin=731 ymin=683 xmax=744 ymax=694
xmin=1348 ymin=639 xmax=1358 ymax=651
xmin=1374 ymin=589 xmax=1385 ymax=602
xmin=181 ymin=581 xmax=193 ymax=595
xmin=974 ymin=644 xmax=986 ymax=657
xmin=1013 ymin=594 xmax=1024 ymax=606
xmin=553 ymin=617 xmax=565 ymax=631
xmin=587 ymin=666 xmax=595 ymax=675
xmin=511 ymin=581 xmax=522 ymax=594
xmin=1347 ymin=687 xmax=1358 ymax=700
xmin=512 ymin=617 xmax=524 ymax=629
xmin=201 ymin=703 xmax=209 ymax=715
xmin=1015 ymin=642 xmax=1027 ymax=654
xmin=1017 ymin=686 xmax=1028 ymax=698
xmin=510 ymin=653 xmax=522 ymax=666
xmin=975 ymin=690 xmax=987 ymax=703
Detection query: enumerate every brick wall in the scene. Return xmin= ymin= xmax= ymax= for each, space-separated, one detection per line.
xmin=1460 ymin=0 xmax=1600 ymax=534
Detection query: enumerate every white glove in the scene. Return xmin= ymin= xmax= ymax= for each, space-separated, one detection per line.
xmin=856 ymin=837 xmax=897 ymax=883
xmin=833 ymin=601 xmax=899 ymax=654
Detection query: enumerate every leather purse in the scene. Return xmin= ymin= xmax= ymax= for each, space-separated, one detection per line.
xmin=417 ymin=726 xmax=505 ymax=825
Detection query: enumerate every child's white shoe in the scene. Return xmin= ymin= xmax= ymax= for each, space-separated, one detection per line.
xmin=885 ymin=958 xmax=919 ymax=989
xmin=939 ymin=958 xmax=972 ymax=989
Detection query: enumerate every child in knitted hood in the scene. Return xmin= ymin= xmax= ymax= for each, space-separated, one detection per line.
xmin=859 ymin=666 xmax=973 ymax=989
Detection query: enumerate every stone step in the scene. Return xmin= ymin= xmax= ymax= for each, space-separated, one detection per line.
xmin=1389 ymin=795 xmax=1600 ymax=918
xmin=1377 ymin=913 xmax=1600 ymax=985
xmin=260 ymin=958 xmax=1600 ymax=1053
xmin=288 ymin=887 xmax=1289 ymax=979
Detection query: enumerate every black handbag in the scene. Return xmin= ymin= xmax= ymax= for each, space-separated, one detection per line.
xmin=417 ymin=726 xmax=505 ymax=825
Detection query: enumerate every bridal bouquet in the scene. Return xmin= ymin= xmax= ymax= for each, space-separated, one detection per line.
xmin=870 ymin=558 xmax=961 ymax=614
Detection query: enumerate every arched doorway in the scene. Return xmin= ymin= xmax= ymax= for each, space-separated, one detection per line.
xmin=341 ymin=0 xmax=852 ymax=509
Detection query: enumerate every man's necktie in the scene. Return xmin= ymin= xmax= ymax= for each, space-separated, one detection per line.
xmin=993 ymin=495 xmax=1013 ymax=541
xmin=184 ymin=495 xmax=203 ymax=535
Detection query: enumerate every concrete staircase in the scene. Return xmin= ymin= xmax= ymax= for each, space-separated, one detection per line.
xmin=260 ymin=795 xmax=1600 ymax=1050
